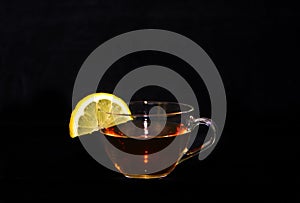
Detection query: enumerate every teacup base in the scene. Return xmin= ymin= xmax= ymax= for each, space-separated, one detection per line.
xmin=122 ymin=164 xmax=177 ymax=179
xmin=124 ymin=173 xmax=169 ymax=179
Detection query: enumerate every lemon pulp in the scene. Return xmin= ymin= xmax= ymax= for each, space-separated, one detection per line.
xmin=69 ymin=93 xmax=132 ymax=138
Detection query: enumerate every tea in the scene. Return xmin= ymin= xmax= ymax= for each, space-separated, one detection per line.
xmin=100 ymin=121 xmax=191 ymax=178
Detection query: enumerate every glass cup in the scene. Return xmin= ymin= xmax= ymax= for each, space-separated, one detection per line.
xmin=99 ymin=101 xmax=217 ymax=179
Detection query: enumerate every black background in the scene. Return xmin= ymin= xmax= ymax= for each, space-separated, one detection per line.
xmin=1 ymin=0 xmax=299 ymax=201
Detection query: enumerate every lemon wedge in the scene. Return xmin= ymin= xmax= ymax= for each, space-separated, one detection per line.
xmin=69 ymin=93 xmax=132 ymax=138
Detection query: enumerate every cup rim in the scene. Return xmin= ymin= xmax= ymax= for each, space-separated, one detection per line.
xmin=99 ymin=101 xmax=194 ymax=117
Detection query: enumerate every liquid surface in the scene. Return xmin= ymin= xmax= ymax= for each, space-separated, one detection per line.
xmin=100 ymin=121 xmax=189 ymax=155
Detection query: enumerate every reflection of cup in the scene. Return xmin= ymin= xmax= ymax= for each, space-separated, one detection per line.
xmin=100 ymin=101 xmax=217 ymax=179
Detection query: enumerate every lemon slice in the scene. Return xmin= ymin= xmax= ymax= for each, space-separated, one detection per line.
xmin=69 ymin=93 xmax=132 ymax=138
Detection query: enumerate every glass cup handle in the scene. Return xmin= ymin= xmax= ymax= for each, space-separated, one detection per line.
xmin=179 ymin=116 xmax=218 ymax=163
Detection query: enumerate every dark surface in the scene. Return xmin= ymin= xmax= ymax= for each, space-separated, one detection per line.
xmin=1 ymin=0 xmax=299 ymax=201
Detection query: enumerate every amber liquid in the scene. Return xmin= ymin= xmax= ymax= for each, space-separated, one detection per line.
xmin=100 ymin=121 xmax=190 ymax=179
